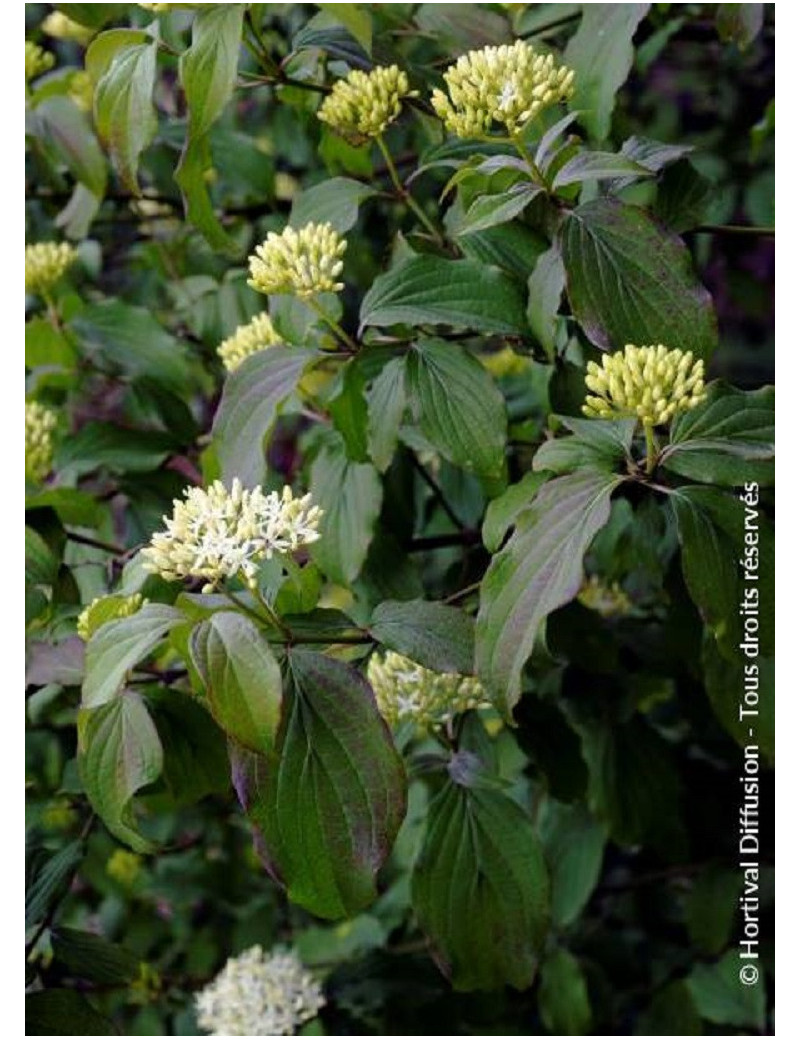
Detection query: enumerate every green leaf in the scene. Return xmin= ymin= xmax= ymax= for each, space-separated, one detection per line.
xmin=370 ymin=599 xmax=475 ymax=675
xmin=687 ymin=949 xmax=766 ymax=1029
xmin=451 ymin=182 xmax=542 ymax=236
xmin=360 ymin=257 xmax=529 ymax=336
xmin=94 ymin=39 xmax=158 ymax=194
xmin=527 ymin=243 xmax=565 ymax=359
xmin=411 ymin=780 xmax=549 ymax=991
xmin=180 ymin=5 xmax=245 ymax=139
xmin=551 ymin=151 xmax=653 ymax=189
xmin=532 ymin=416 xmax=636 ymax=476
xmin=328 ymin=359 xmax=370 ymax=462
xmin=309 ymin=435 xmax=382 ymax=584
xmin=78 ymin=692 xmax=163 ymax=851
xmin=291 ymin=176 xmax=377 ymax=232
xmin=26 ymin=840 xmax=84 ymax=929
xmin=538 ymin=948 xmax=592 ymax=1035
xmin=58 ymin=4 xmax=127 ymax=30
xmin=151 ymin=688 xmax=231 ymax=804
xmin=579 ymin=716 xmax=683 ymax=854
xmin=560 ymin=198 xmax=718 ymax=359
xmin=175 ymin=135 xmax=239 ymax=254
xmin=482 ymin=472 xmax=547 ymax=553
xmin=539 ymin=799 xmax=606 ymax=927
xmin=367 ymin=356 xmax=407 ymax=472
xmin=82 ymin=604 xmax=185 ymax=708
xmin=636 ymin=982 xmax=703 ymax=1036
xmin=25 ymin=318 xmax=77 ymax=370
xmin=406 ymin=338 xmax=507 ymax=478
xmin=317 ymin=4 xmax=373 ymax=52
xmin=461 ymin=221 xmax=548 ymax=282
xmin=26 ymin=526 xmax=59 ymax=587
xmin=670 ymin=486 xmax=740 ymax=654
xmin=30 ymin=97 xmax=107 ymax=198
xmin=190 ymin=612 xmax=282 ymax=753
xmin=662 ymin=383 xmax=775 ymax=485
xmin=653 ymin=159 xmax=714 ymax=233
xmin=26 ymin=990 xmax=114 ymax=1036
xmin=54 ymin=422 xmax=174 ymax=478
xmin=716 ymin=4 xmax=764 ymax=49
xmin=235 ymin=650 xmax=406 ymax=919
xmin=685 ymin=866 xmax=742 ymax=955
xmin=85 ymin=28 xmax=150 ymax=83
xmin=71 ymin=300 xmax=193 ymax=391
xmin=213 ymin=347 xmax=314 ymax=486
xmin=477 ymin=471 xmax=620 ymax=715
xmin=51 ymin=927 xmax=140 ymax=985
xmin=612 ymin=135 xmax=693 ymax=190
xmin=25 ymin=488 xmax=102 ymax=527
xmin=564 ymin=4 xmax=651 ymax=140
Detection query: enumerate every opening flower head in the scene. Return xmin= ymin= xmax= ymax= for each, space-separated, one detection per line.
xmin=25 ymin=400 xmax=57 ymax=484
xmin=25 ymin=41 xmax=55 ymax=83
xmin=142 ymin=479 xmax=323 ymax=593
xmin=582 ymin=344 xmax=707 ymax=428
xmin=367 ymin=650 xmax=489 ymax=728
xmin=431 ymin=40 xmax=575 ymax=139
xmin=195 ymin=946 xmax=324 ymax=1037
xmin=318 ymin=65 xmax=418 ymax=145
xmin=217 ymin=312 xmax=283 ymax=373
xmin=77 ymin=593 xmax=148 ymax=642
xmin=25 ymin=241 xmax=78 ymax=296
xmin=41 ymin=11 xmax=94 ymax=45
xmin=247 ymin=222 xmax=347 ymax=299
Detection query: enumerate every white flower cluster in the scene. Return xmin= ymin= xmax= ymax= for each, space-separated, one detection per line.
xmin=195 ymin=946 xmax=325 ymax=1037
xmin=143 ymin=479 xmax=323 ymax=593
xmin=367 ymin=650 xmax=489 ymax=728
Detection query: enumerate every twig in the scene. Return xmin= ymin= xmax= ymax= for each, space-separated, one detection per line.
xmin=411 ymin=454 xmax=465 ymax=531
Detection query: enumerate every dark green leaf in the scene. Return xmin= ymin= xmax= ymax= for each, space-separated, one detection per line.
xmin=636 ymin=982 xmax=703 ymax=1035
xmin=54 ymin=421 xmax=174 ymax=478
xmin=564 ymin=4 xmax=651 ymax=140
xmin=716 ymin=4 xmax=764 ymax=49
xmin=190 ymin=611 xmax=282 ymax=753
xmin=370 ymin=599 xmax=475 ymax=675
xmin=527 ymin=242 xmax=564 ymax=359
xmin=532 ymin=416 xmax=635 ymax=475
xmin=25 ymin=488 xmax=102 ymax=527
xmin=309 ymin=435 xmax=382 ymax=584
xmin=26 ymin=990 xmax=114 ymax=1036
xmin=329 ymin=359 xmax=370 ymax=462
xmin=451 ymin=182 xmax=542 ymax=236
xmin=662 ymin=382 xmax=774 ymax=485
xmin=78 ymin=691 xmax=163 ymax=851
xmin=686 ymin=867 xmax=742 ymax=955
xmin=82 ymin=604 xmax=185 ymax=708
xmin=235 ymin=650 xmax=406 ymax=919
xmin=26 ymin=526 xmax=59 ymax=587
xmin=654 ymin=159 xmax=714 ymax=233
xmin=367 ymin=356 xmax=407 ymax=472
xmin=51 ymin=927 xmax=140 ymax=984
xmin=460 ymin=221 xmax=548 ymax=282
xmin=30 ymin=97 xmax=106 ymax=198
xmin=70 ymin=300 xmax=193 ymax=391
xmin=687 ymin=949 xmax=766 ymax=1028
xmin=406 ymin=338 xmax=507 ymax=478
xmin=151 ymin=688 xmax=231 ymax=804
xmin=94 ymin=39 xmax=158 ymax=194
xmin=561 ymin=198 xmax=718 ymax=359
xmin=291 ymin=177 xmax=377 ymax=232
xmin=539 ymin=799 xmax=606 ymax=926
xmin=538 ymin=948 xmax=592 ymax=1035
xmin=551 ymin=151 xmax=653 ymax=189
xmin=360 ymin=257 xmax=529 ymax=336
xmin=25 ymin=840 xmax=83 ymax=929
xmin=411 ymin=781 xmax=549 ymax=991
xmin=213 ymin=347 xmax=313 ymax=486
xmin=610 ymin=135 xmax=693 ymax=190
xmin=477 ymin=471 xmax=620 ymax=715
xmin=482 ymin=472 xmax=547 ymax=553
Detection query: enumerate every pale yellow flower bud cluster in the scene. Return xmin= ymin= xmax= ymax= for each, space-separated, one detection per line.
xmin=195 ymin=946 xmax=325 ymax=1037
xmin=25 ymin=400 xmax=57 ymax=483
xmin=582 ymin=344 xmax=706 ymax=427
xmin=577 ymin=575 xmax=632 ymax=619
xmin=318 ymin=65 xmax=418 ymax=144
xmin=106 ymin=848 xmax=143 ymax=888
xmin=248 ymin=223 xmax=347 ymax=299
xmin=25 ymin=41 xmax=55 ymax=83
xmin=77 ymin=593 xmax=148 ymax=642
xmin=41 ymin=11 xmax=94 ymax=45
xmin=367 ymin=650 xmax=489 ymax=728
xmin=431 ymin=40 xmax=575 ymax=139
xmin=143 ymin=479 xmax=323 ymax=593
xmin=25 ymin=241 xmax=78 ymax=296
xmin=68 ymin=70 xmax=94 ymax=112
xmin=218 ymin=312 xmax=283 ymax=373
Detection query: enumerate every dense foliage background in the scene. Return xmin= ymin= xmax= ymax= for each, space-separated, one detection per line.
xmin=26 ymin=3 xmax=774 ymax=1035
